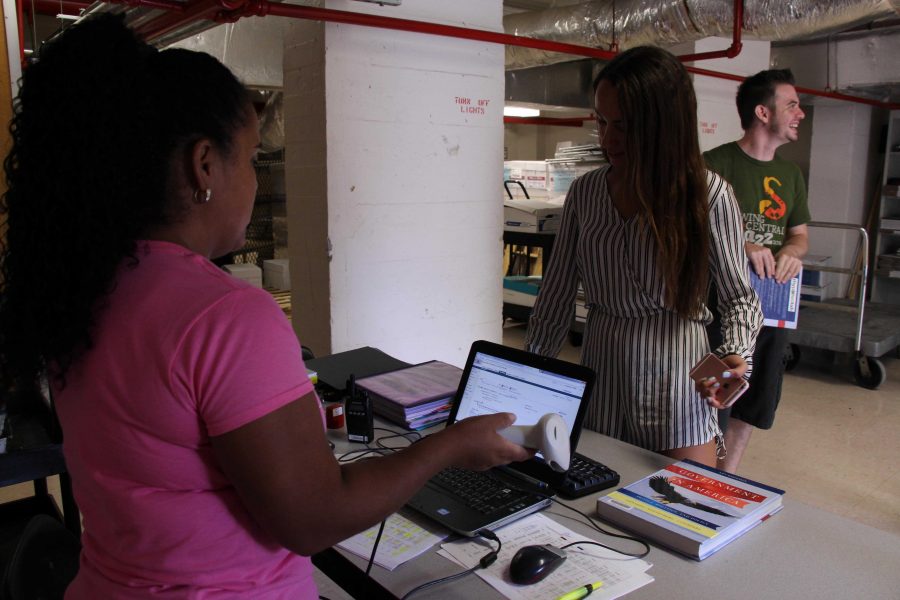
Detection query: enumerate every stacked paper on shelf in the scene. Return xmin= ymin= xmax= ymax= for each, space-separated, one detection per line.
xmin=263 ymin=258 xmax=290 ymax=290
xmin=504 ymin=160 xmax=549 ymax=196
xmin=355 ymin=361 xmax=463 ymax=430
xmin=504 ymin=198 xmax=564 ymax=233
xmin=596 ymin=459 xmax=784 ymax=561
xmin=800 ymin=255 xmax=831 ymax=302
xmin=502 ymin=275 xmax=542 ymax=308
xmin=223 ymin=263 xmax=262 ymax=288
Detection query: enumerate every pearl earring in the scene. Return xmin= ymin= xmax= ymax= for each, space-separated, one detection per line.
xmin=194 ymin=188 xmax=212 ymax=203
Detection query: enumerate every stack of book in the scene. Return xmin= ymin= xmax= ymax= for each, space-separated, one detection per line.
xmin=596 ymin=459 xmax=784 ymax=561
xmin=355 ymin=361 xmax=463 ymax=430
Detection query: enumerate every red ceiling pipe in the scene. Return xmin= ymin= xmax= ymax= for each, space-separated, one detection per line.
xmin=677 ymin=0 xmax=743 ymax=62
xmin=109 ymin=0 xmax=900 ymax=110
xmin=223 ymin=1 xmax=620 ymax=61
xmin=504 ymin=116 xmax=593 ymax=127
xmin=687 ymin=64 xmax=898 ymax=109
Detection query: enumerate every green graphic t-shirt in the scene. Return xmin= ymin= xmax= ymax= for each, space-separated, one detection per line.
xmin=704 ymin=142 xmax=810 ymax=253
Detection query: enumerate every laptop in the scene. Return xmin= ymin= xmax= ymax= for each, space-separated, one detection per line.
xmin=405 ymin=340 xmax=595 ymax=536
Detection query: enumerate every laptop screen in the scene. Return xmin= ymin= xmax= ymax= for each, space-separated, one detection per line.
xmin=447 ymin=340 xmax=594 ymax=479
xmin=454 ymin=351 xmax=586 ymax=434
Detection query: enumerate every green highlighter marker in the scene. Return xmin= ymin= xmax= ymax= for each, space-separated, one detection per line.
xmin=555 ymin=580 xmax=604 ymax=600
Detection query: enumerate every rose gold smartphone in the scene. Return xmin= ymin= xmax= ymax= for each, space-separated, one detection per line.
xmin=689 ymin=353 xmax=749 ymax=408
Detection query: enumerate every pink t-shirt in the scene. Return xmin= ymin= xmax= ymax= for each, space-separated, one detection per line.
xmin=54 ymin=241 xmax=318 ymax=599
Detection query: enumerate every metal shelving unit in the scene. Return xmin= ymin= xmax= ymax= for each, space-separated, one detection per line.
xmin=871 ymin=110 xmax=900 ymax=304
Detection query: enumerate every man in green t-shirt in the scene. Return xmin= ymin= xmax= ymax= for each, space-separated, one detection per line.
xmin=704 ymin=69 xmax=810 ymax=473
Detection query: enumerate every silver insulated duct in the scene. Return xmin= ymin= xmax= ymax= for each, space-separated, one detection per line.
xmin=504 ymin=0 xmax=900 ymax=70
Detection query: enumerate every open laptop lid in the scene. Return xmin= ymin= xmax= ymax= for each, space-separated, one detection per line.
xmin=447 ymin=340 xmax=595 ymax=485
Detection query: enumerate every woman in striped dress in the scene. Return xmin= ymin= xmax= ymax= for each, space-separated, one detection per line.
xmin=526 ymin=47 xmax=762 ymax=467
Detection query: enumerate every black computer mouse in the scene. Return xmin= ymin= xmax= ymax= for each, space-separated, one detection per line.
xmin=508 ymin=544 xmax=568 ymax=585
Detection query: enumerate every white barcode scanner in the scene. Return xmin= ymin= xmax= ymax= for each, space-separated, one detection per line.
xmin=498 ymin=413 xmax=570 ymax=472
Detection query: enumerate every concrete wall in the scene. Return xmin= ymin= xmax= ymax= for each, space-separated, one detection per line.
xmin=284 ymin=0 xmax=505 ymax=367
xmin=684 ymin=38 xmax=772 ymax=153
xmin=807 ymin=102 xmax=880 ymax=297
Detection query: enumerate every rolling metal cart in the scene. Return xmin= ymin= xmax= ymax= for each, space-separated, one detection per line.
xmin=786 ymin=221 xmax=900 ymax=389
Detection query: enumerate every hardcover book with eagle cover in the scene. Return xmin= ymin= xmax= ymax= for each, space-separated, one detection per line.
xmin=596 ymin=459 xmax=785 ymax=560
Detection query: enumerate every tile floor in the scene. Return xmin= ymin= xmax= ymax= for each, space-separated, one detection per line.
xmin=502 ymin=320 xmax=900 ymax=537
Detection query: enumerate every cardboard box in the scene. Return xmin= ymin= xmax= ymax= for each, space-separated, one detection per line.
xmin=800 ymin=284 xmax=831 ymax=302
xmin=504 ymin=198 xmax=563 ymax=233
xmin=801 ymin=255 xmax=831 ymax=287
xmin=263 ymin=259 xmax=290 ymax=290
xmin=224 ymin=263 xmax=262 ymax=288
xmin=547 ymin=162 xmax=577 ymax=194
xmin=505 ymin=160 xmax=549 ymax=193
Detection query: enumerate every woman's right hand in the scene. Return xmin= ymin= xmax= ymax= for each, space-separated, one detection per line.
xmin=438 ymin=412 xmax=534 ymax=471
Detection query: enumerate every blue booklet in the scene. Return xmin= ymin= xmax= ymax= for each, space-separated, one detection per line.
xmin=749 ymin=268 xmax=802 ymax=329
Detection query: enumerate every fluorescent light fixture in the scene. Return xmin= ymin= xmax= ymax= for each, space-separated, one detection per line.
xmin=504 ymin=106 xmax=540 ymax=118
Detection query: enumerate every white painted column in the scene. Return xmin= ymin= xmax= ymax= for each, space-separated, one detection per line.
xmin=3 ymin=0 xmax=22 ymax=100
xmin=284 ymin=0 xmax=504 ymax=366
xmin=807 ymin=102 xmax=876 ymax=297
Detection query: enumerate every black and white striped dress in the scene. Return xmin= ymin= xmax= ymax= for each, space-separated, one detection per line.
xmin=526 ymin=166 xmax=762 ymax=451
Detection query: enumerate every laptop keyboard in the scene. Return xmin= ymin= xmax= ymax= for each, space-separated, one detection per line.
xmin=555 ymin=452 xmax=620 ymax=498
xmin=432 ymin=467 xmax=539 ymax=515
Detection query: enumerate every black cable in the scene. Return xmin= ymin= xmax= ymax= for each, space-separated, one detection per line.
xmin=547 ymin=496 xmax=651 ymax=559
xmin=366 ymin=518 xmax=388 ymax=576
xmin=400 ymin=529 xmax=501 ymax=600
xmin=337 ymin=447 xmax=392 ymax=463
xmin=374 ymin=428 xmax=422 ymax=451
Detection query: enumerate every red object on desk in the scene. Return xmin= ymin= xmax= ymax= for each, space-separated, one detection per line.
xmin=325 ymin=402 xmax=345 ymax=430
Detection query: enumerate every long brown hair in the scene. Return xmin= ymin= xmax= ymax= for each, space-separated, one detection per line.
xmin=593 ymin=46 xmax=710 ymax=318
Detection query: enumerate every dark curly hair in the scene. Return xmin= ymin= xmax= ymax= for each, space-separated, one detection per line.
xmin=0 ymin=14 xmax=252 ymax=390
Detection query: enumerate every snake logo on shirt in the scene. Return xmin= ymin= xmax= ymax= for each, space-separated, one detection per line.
xmin=758 ymin=176 xmax=786 ymax=220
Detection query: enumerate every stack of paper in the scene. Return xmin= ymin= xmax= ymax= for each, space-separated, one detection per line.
xmin=439 ymin=513 xmax=654 ymax=600
xmin=355 ymin=361 xmax=462 ymax=430
xmin=336 ymin=511 xmax=449 ymax=571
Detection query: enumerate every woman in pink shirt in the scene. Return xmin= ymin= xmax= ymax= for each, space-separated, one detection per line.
xmin=0 ymin=15 xmax=529 ymax=599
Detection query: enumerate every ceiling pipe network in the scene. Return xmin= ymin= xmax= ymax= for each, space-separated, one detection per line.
xmin=15 ymin=0 xmax=900 ymax=110
xmin=212 ymin=0 xmax=898 ymax=109
xmin=504 ymin=0 xmax=900 ymax=71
